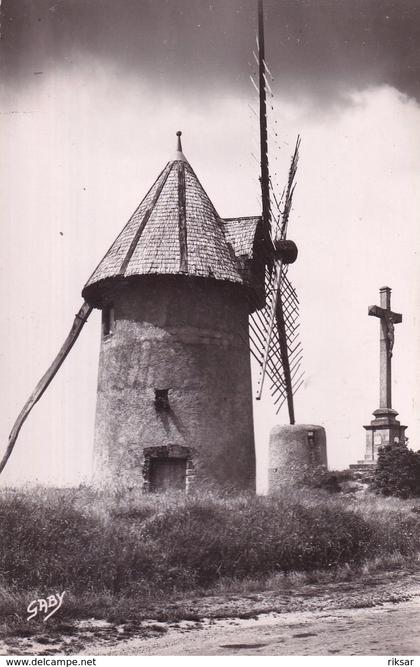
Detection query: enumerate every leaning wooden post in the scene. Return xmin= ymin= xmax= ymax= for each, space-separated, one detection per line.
xmin=0 ymin=302 xmax=92 ymax=476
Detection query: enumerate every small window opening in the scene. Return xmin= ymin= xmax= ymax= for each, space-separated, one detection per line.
xmin=307 ymin=430 xmax=316 ymax=465
xmin=154 ymin=389 xmax=170 ymax=411
xmin=102 ymin=305 xmax=115 ymax=337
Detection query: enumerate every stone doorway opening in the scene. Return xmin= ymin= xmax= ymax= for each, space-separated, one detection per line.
xmin=149 ymin=457 xmax=186 ymax=492
xmin=143 ymin=445 xmax=194 ymax=493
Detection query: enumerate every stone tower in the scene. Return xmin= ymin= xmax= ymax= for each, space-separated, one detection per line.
xmin=82 ymin=133 xmax=262 ymax=492
xmin=268 ymin=425 xmax=328 ymax=491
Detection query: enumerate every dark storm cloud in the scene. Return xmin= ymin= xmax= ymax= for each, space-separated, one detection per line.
xmin=2 ymin=0 xmax=420 ymax=104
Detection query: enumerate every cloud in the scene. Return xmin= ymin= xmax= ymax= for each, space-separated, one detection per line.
xmin=2 ymin=0 xmax=420 ymax=106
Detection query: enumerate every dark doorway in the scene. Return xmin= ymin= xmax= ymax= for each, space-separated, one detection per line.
xmin=149 ymin=458 xmax=187 ymax=492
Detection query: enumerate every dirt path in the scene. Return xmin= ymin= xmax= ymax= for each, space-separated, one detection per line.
xmin=85 ymin=597 xmax=420 ymax=656
xmin=2 ymin=568 xmax=420 ymax=656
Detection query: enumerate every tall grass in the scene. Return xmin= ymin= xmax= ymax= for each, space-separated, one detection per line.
xmin=0 ymin=485 xmax=418 ymax=598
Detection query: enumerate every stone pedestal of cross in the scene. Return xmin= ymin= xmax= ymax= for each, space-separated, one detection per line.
xmin=358 ymin=286 xmax=406 ymax=466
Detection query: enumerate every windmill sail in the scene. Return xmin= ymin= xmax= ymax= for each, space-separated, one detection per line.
xmin=250 ymin=0 xmax=304 ymax=422
xmin=257 ymin=0 xmax=271 ymax=245
xmin=250 ymin=139 xmax=304 ymax=416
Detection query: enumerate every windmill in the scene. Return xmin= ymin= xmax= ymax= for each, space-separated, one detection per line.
xmin=248 ymin=0 xmax=304 ymax=424
xmin=1 ymin=1 xmax=318 ymax=490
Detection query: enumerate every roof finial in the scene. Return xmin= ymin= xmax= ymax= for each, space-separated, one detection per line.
xmin=173 ymin=130 xmax=188 ymax=162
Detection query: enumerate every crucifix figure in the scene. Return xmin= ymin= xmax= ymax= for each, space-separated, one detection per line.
xmin=368 ymin=286 xmax=402 ymax=410
xmin=350 ymin=286 xmax=407 ymax=469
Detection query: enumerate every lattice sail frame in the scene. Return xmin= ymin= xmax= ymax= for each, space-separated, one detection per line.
xmin=249 ymin=137 xmax=304 ymax=414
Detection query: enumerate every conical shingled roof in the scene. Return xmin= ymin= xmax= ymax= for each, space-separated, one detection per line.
xmin=82 ymin=133 xmax=242 ymax=303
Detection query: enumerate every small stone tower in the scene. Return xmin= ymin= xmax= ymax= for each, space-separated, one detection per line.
xmin=268 ymin=425 xmax=328 ymax=491
xmin=82 ymin=133 xmax=262 ymax=492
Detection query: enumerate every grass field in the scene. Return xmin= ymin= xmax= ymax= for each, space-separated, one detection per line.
xmin=0 ymin=484 xmax=419 ymax=637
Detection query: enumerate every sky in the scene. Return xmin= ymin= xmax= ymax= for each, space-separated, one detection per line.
xmin=1 ymin=0 xmax=420 ymax=491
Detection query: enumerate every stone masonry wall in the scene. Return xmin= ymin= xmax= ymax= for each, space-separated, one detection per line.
xmin=92 ymin=276 xmax=255 ymax=491
xmin=268 ymin=424 xmax=327 ymax=492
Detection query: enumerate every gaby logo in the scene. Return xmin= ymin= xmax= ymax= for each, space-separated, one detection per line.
xmin=27 ymin=591 xmax=66 ymax=622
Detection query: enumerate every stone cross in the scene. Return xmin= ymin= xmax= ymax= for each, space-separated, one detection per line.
xmin=368 ymin=286 xmax=402 ymax=410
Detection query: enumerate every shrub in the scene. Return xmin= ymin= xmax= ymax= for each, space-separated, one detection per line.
xmin=370 ymin=444 xmax=420 ymax=498
xmin=301 ymin=467 xmax=354 ymax=493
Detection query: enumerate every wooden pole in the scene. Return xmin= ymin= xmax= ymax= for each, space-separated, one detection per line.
xmin=256 ymin=0 xmax=298 ymax=425
xmin=0 ymin=302 xmax=92 ymax=476
xmin=275 ymin=292 xmax=295 ymax=424
xmin=258 ymin=0 xmax=271 ymax=244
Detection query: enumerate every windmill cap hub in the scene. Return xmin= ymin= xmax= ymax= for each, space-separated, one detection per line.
xmin=274 ymin=239 xmax=298 ymax=264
